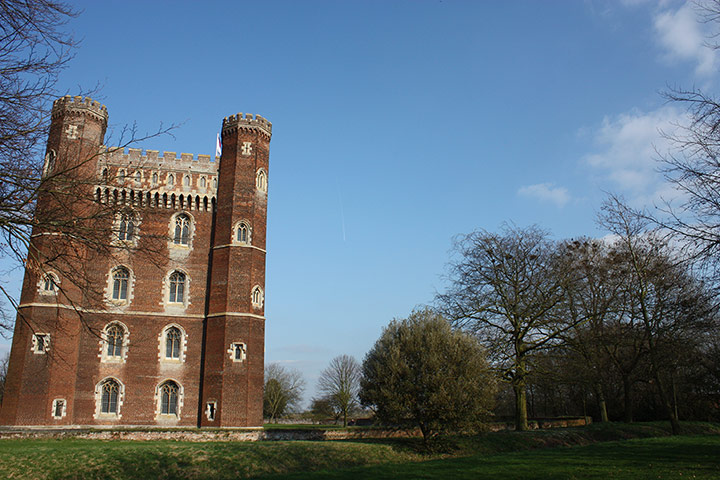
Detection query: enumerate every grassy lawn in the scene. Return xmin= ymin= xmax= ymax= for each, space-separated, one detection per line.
xmin=0 ymin=422 xmax=717 ymax=479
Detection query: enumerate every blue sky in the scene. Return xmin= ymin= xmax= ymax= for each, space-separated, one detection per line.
xmin=1 ymin=0 xmax=716 ymax=406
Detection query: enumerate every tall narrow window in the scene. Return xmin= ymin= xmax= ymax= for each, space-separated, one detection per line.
xmin=52 ymin=399 xmax=65 ymax=419
xmin=160 ymin=381 xmax=179 ymax=415
xmin=100 ymin=379 xmax=120 ymax=414
xmin=200 ymin=177 xmax=206 ymax=188
xmin=118 ymin=170 xmax=126 ymax=182
xmin=174 ymin=214 xmax=190 ymax=245
xmin=184 ymin=175 xmax=190 ymax=186
xmin=251 ymin=286 xmax=263 ymax=308
xmin=41 ymin=273 xmax=57 ymax=293
xmin=112 ymin=268 xmax=129 ymax=301
xmin=236 ymin=222 xmax=249 ymax=244
xmin=168 ymin=272 xmax=186 ymax=303
xmin=106 ymin=324 xmax=124 ymax=357
xmin=152 ymin=172 xmax=158 ymax=185
xmin=118 ymin=214 xmax=134 ymax=241
xmin=167 ymin=174 xmax=174 ymax=187
xmin=256 ymin=169 xmax=267 ymax=192
xmin=165 ymin=327 xmax=182 ymax=359
xmin=134 ymin=171 xmax=141 ymax=185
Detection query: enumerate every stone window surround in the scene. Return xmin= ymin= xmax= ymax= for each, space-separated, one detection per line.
xmin=51 ymin=398 xmax=67 ymax=419
xmin=154 ymin=379 xmax=184 ymax=419
xmin=228 ymin=342 xmax=247 ymax=363
xmin=98 ymin=321 xmax=130 ymax=364
xmin=32 ymin=333 xmax=50 ymax=354
xmin=104 ymin=265 xmax=136 ymax=308
xmin=158 ymin=323 xmax=188 ymax=364
xmin=93 ymin=377 xmax=125 ymax=420
xmin=37 ymin=271 xmax=60 ymax=295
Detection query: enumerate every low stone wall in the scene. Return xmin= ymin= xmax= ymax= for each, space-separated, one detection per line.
xmin=0 ymin=417 xmax=591 ymax=442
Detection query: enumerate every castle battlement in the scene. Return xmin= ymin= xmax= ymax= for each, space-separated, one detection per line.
xmin=51 ymin=95 xmax=108 ymax=122
xmin=101 ymin=147 xmax=219 ymax=175
xmin=222 ymin=112 xmax=272 ymax=138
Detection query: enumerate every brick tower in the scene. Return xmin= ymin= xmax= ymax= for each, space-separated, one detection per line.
xmin=0 ymin=96 xmax=109 ymax=425
xmin=0 ymin=97 xmax=271 ymax=428
xmin=200 ymin=114 xmax=271 ymax=427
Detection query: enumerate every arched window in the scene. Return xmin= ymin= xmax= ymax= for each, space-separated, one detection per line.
xmin=160 ymin=381 xmax=179 ymax=415
xmin=112 ymin=267 xmax=130 ymax=301
xmin=152 ymin=172 xmax=158 ymax=185
xmin=134 ymin=171 xmax=141 ymax=185
xmin=41 ymin=273 xmax=58 ymax=293
xmin=213 ymin=177 xmax=217 ymax=189
xmin=168 ymin=174 xmax=174 ymax=187
xmin=165 ymin=326 xmax=182 ymax=358
xmin=100 ymin=379 xmax=120 ymax=414
xmin=236 ymin=222 xmax=250 ymax=244
xmin=168 ymin=272 xmax=186 ymax=304
xmin=102 ymin=167 xmax=109 ymax=182
xmin=251 ymin=285 xmax=264 ymax=308
xmin=118 ymin=214 xmax=134 ymax=241
xmin=43 ymin=150 xmax=56 ymax=177
xmin=183 ymin=175 xmax=190 ymax=187
xmin=106 ymin=324 xmax=124 ymax=357
xmin=200 ymin=177 xmax=206 ymax=188
xmin=256 ymin=169 xmax=267 ymax=192
xmin=118 ymin=169 xmax=126 ymax=182
xmin=173 ymin=214 xmax=190 ymax=245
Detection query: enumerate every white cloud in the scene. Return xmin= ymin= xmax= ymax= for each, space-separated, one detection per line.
xmin=654 ymin=2 xmax=717 ymax=76
xmin=517 ymin=183 xmax=570 ymax=207
xmin=583 ymin=105 xmax=688 ymax=207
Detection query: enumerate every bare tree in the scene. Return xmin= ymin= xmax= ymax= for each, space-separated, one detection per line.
xmin=600 ymin=196 xmax=717 ymax=435
xmin=0 ymin=352 xmax=8 ymax=404
xmin=0 ymin=1 xmax=176 ymax=336
xmin=317 ymin=355 xmax=361 ymax=427
xmin=438 ymin=224 xmax=579 ymax=431
xmin=263 ymin=363 xmax=305 ymax=423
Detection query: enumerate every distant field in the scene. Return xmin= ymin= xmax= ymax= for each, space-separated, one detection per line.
xmin=0 ymin=422 xmax=717 ymax=479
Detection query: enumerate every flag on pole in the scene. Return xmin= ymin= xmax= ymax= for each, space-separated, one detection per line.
xmin=216 ymin=133 xmax=222 ymax=158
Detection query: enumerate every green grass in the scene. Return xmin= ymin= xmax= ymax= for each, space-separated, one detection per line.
xmin=0 ymin=422 xmax=717 ymax=479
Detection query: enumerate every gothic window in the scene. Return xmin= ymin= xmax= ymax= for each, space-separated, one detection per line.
xmin=183 ymin=175 xmax=190 ymax=187
xmin=256 ymin=169 xmax=267 ymax=192
xmin=168 ymin=272 xmax=186 ymax=304
xmin=213 ymin=177 xmax=217 ymax=189
xmin=236 ymin=221 xmax=250 ymax=244
xmin=100 ymin=378 xmax=120 ymax=414
xmin=159 ymin=381 xmax=180 ymax=415
xmin=165 ymin=326 xmax=182 ymax=359
xmin=102 ymin=167 xmax=109 ymax=182
xmin=112 ymin=267 xmax=130 ymax=301
xmin=105 ymin=324 xmax=124 ymax=357
xmin=152 ymin=172 xmax=158 ymax=185
xmin=251 ymin=286 xmax=264 ymax=308
xmin=118 ymin=170 xmax=126 ymax=182
xmin=167 ymin=174 xmax=174 ymax=187
xmin=200 ymin=176 xmax=206 ymax=188
xmin=173 ymin=214 xmax=190 ymax=245
xmin=118 ymin=214 xmax=134 ymax=241
xmin=134 ymin=171 xmax=141 ymax=185
xmin=40 ymin=273 xmax=59 ymax=294
xmin=32 ymin=333 xmax=50 ymax=354
xmin=43 ymin=150 xmax=56 ymax=178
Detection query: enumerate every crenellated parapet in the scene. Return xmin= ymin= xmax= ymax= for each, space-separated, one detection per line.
xmin=101 ymin=147 xmax=219 ymax=175
xmin=51 ymin=95 xmax=108 ymax=126
xmin=221 ymin=113 xmax=272 ymax=140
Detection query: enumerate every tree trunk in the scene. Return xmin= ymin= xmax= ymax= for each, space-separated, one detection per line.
xmin=622 ymin=375 xmax=633 ymax=423
xmin=514 ymin=382 xmax=529 ymax=431
xmin=595 ymin=382 xmax=609 ymax=422
xmin=652 ymin=372 xmax=681 ymax=435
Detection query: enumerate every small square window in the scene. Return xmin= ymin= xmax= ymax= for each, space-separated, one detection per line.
xmin=228 ymin=342 xmax=246 ymax=362
xmin=32 ymin=333 xmax=50 ymax=354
